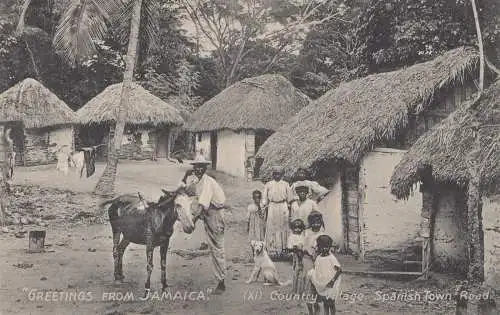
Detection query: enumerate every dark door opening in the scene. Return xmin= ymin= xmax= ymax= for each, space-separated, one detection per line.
xmin=210 ymin=131 xmax=217 ymax=170
xmin=254 ymin=130 xmax=273 ymax=153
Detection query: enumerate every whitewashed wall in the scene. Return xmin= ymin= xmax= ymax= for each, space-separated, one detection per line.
xmin=216 ymin=129 xmax=247 ymax=177
xmin=319 ymin=173 xmax=343 ymax=249
xmin=47 ymin=126 xmax=74 ymax=163
xmin=360 ymin=148 xmax=422 ymax=257
xmin=483 ymin=195 xmax=500 ymax=288
xmin=195 ymin=132 xmax=211 ymax=157
xmin=48 ymin=126 xmax=74 ymax=151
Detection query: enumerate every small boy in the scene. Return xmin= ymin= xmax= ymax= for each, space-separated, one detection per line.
xmin=287 ymin=218 xmax=306 ymax=293
xmin=308 ymin=234 xmax=342 ymax=315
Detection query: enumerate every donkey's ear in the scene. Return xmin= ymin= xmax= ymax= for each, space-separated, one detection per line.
xmin=161 ymin=189 xmax=170 ymax=195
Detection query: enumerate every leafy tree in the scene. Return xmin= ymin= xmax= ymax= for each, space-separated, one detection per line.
xmin=181 ymin=0 xmax=349 ymax=87
xmin=354 ymin=0 xmax=499 ymax=74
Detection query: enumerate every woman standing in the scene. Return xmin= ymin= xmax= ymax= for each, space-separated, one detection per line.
xmin=262 ymin=166 xmax=293 ymax=259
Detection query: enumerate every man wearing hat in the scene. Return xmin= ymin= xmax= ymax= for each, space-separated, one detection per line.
xmin=179 ymin=157 xmax=227 ymax=294
xmin=261 ymin=165 xmax=293 ymax=259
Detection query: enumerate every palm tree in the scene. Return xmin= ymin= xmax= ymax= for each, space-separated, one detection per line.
xmin=465 ymin=0 xmax=485 ymax=284
xmin=92 ymin=0 xmax=143 ymax=196
xmin=15 ymin=0 xmax=159 ymax=196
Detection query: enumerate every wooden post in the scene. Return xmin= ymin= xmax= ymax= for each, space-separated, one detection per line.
xmin=419 ymin=165 xmax=435 ymax=279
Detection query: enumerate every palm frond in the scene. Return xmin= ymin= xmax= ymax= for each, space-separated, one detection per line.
xmin=15 ymin=0 xmax=32 ymax=36
xmin=53 ymin=0 xmax=122 ymax=66
xmin=115 ymin=0 xmax=160 ymax=51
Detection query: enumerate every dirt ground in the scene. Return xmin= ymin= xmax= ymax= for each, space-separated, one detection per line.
xmin=0 ymin=160 xmax=469 ymax=314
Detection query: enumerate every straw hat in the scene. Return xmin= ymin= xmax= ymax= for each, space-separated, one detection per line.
xmin=190 ymin=156 xmax=212 ymax=166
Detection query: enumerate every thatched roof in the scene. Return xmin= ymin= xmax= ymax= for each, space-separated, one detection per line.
xmin=391 ymin=79 xmax=500 ymax=199
xmin=184 ymin=74 xmax=310 ymax=132
xmin=77 ymin=83 xmax=184 ymax=126
xmin=0 ymin=78 xmax=76 ymax=128
xmin=256 ymin=46 xmax=479 ymax=179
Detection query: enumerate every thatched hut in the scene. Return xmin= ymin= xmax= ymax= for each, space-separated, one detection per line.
xmin=76 ymin=83 xmax=184 ymax=161
xmin=256 ymin=47 xmax=480 ymax=263
xmin=391 ymin=80 xmax=500 ymax=282
xmin=184 ymin=74 xmax=310 ymax=178
xmin=0 ymin=78 xmax=76 ymax=166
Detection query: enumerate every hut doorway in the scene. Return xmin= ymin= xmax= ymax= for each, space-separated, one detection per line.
xmin=156 ymin=129 xmax=170 ymax=159
xmin=7 ymin=124 xmax=24 ymax=166
xmin=254 ymin=130 xmax=273 ymax=153
xmin=210 ymin=131 xmax=217 ymax=169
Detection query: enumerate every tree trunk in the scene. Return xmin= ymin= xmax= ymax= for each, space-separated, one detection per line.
xmin=465 ymin=0 xmax=485 ymax=284
xmin=470 ymin=0 xmax=484 ymax=91
xmin=93 ymin=0 xmax=143 ymax=196
xmin=466 ymin=124 xmax=484 ymax=282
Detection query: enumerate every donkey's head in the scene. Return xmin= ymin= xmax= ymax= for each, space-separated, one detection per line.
xmin=158 ymin=188 xmax=195 ymax=234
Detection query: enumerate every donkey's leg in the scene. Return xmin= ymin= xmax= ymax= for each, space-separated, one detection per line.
xmin=116 ymin=238 xmax=130 ymax=280
xmin=160 ymin=241 xmax=170 ymax=291
xmin=144 ymin=245 xmax=154 ymax=297
xmin=112 ymin=232 xmax=122 ymax=281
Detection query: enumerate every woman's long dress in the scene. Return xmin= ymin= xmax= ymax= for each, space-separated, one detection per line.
xmin=262 ymin=179 xmax=293 ymax=256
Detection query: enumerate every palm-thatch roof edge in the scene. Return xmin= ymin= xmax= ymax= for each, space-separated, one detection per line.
xmin=184 ymin=74 xmax=310 ymax=132
xmin=0 ymin=78 xmax=76 ymax=129
xmin=390 ymin=79 xmax=500 ymax=199
xmin=256 ymin=46 xmax=480 ymax=180
xmin=77 ymin=83 xmax=184 ymax=126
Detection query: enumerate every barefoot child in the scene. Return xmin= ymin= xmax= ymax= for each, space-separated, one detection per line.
xmin=302 ymin=211 xmax=327 ymax=315
xmin=247 ymin=190 xmax=266 ymax=243
xmin=308 ymin=235 xmax=342 ymax=315
xmin=287 ymin=218 xmax=306 ymax=294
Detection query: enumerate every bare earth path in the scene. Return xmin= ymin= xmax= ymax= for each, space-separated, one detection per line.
xmin=0 ymin=161 xmax=460 ymax=314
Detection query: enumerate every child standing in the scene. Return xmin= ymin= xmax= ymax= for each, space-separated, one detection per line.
xmin=247 ymin=190 xmax=266 ymax=242
xmin=308 ymin=235 xmax=342 ymax=315
xmin=291 ymin=183 xmax=320 ymax=226
xmin=287 ymin=218 xmax=306 ymax=294
xmin=302 ymin=211 xmax=327 ymax=315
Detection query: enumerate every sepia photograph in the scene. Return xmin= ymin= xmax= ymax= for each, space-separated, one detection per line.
xmin=0 ymin=0 xmax=499 ymax=314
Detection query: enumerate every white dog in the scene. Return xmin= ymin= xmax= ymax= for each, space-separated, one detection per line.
xmin=246 ymin=240 xmax=291 ymax=286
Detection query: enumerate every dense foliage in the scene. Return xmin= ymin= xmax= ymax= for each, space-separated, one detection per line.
xmin=0 ymin=0 xmax=498 ymax=106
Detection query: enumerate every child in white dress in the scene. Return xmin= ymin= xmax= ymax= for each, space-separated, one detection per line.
xmin=247 ymin=190 xmax=266 ymax=242
xmin=308 ymin=234 xmax=342 ymax=315
xmin=287 ymin=218 xmax=306 ymax=294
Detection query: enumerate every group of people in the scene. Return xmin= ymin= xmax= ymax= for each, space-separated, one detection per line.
xmin=247 ymin=167 xmax=342 ymax=314
xmin=177 ymin=158 xmax=341 ymax=313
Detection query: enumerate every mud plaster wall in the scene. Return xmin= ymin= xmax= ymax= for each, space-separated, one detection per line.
xmin=483 ymin=194 xmax=500 ymax=288
xmin=319 ymin=172 xmax=343 ymax=249
xmin=23 ymin=129 xmax=49 ymax=166
xmin=432 ymin=184 xmax=468 ymax=274
xmin=360 ymin=149 xmax=422 ymax=259
xmin=118 ymin=129 xmax=156 ymax=160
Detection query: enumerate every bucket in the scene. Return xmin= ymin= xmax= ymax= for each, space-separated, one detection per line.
xmin=28 ymin=230 xmax=46 ymax=253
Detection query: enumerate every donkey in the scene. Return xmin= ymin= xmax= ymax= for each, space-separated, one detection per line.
xmin=100 ymin=188 xmax=195 ymax=296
